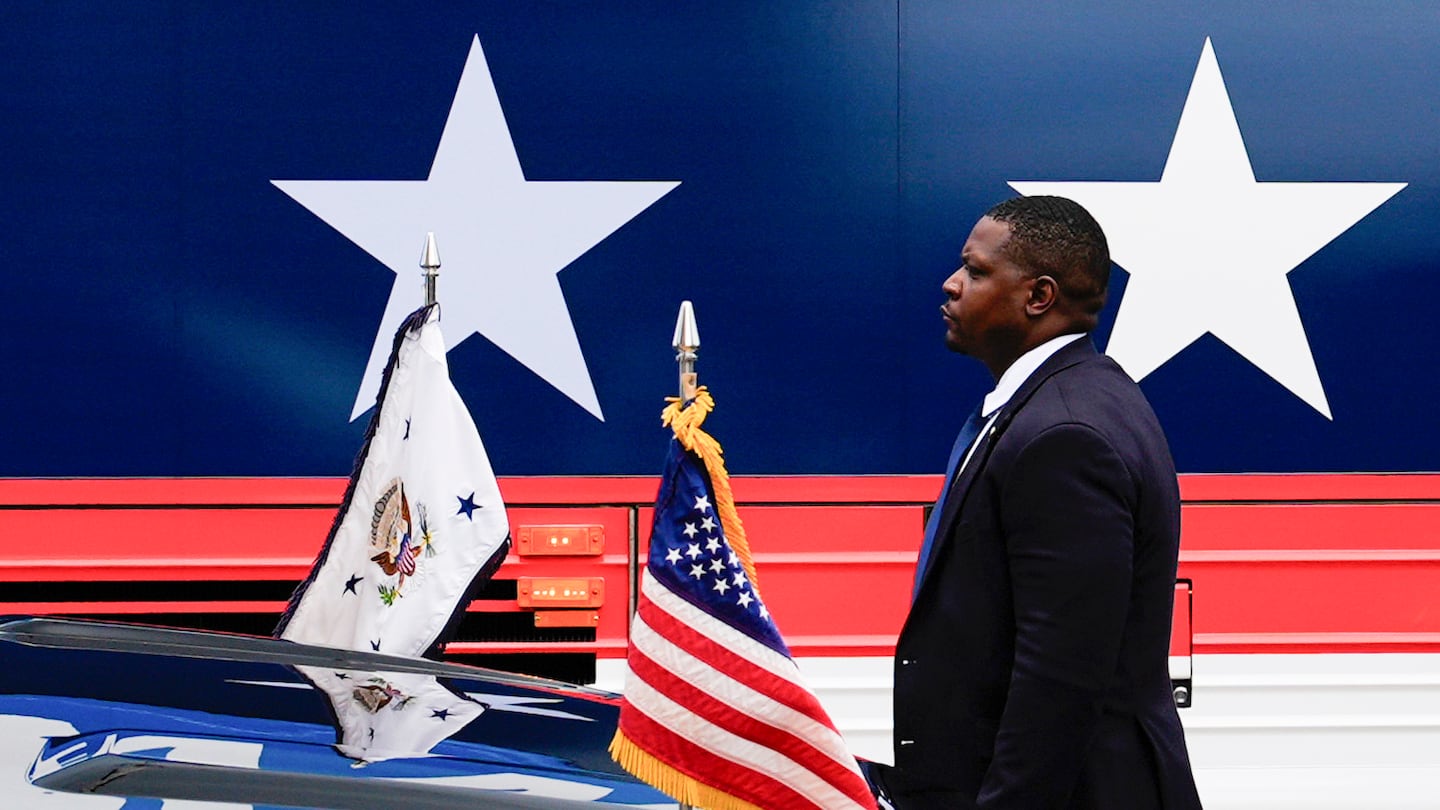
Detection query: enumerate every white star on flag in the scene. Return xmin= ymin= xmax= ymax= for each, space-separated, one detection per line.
xmin=1010 ymin=38 xmax=1405 ymax=419
xmin=658 ymin=501 xmax=762 ymax=617
xmin=693 ymin=495 xmax=711 ymax=512
xmin=273 ymin=35 xmax=680 ymax=421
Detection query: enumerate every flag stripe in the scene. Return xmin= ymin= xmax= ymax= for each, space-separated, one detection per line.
xmin=637 ymin=583 xmax=849 ymax=740
xmin=631 ymin=611 xmax=857 ymax=768
xmin=621 ymin=668 xmax=869 ymax=810
xmin=618 ymin=707 xmax=810 ymax=810
xmin=640 ymin=569 xmax=806 ymax=685
xmin=629 ymin=614 xmax=872 ymax=801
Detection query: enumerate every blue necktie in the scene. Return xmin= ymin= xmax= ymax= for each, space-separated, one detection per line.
xmin=912 ymin=403 xmax=987 ymax=598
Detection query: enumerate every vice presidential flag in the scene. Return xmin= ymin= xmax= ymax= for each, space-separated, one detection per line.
xmin=610 ymin=389 xmax=876 ymax=810
xmin=276 ymin=304 xmax=510 ymax=658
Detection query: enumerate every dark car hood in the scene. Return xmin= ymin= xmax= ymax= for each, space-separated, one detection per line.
xmin=0 ymin=616 xmax=671 ymax=808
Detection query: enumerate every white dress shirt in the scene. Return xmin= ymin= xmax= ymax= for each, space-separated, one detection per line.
xmin=957 ymin=332 xmax=1086 ymax=475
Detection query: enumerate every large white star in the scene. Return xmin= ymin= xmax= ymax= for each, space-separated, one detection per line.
xmin=1010 ymin=39 xmax=1404 ymax=419
xmin=274 ymin=35 xmax=680 ymax=420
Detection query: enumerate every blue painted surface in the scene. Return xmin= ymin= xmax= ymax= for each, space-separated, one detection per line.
xmin=1 ymin=2 xmax=1433 ymax=475
xmin=0 ymin=618 xmax=666 ymax=805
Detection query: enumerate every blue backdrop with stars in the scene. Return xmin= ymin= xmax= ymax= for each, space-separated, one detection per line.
xmin=1 ymin=2 xmax=1436 ymax=476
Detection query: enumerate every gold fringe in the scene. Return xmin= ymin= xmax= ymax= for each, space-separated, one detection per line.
xmin=662 ymin=387 xmax=761 ymax=597
xmin=610 ymin=728 xmax=767 ymax=810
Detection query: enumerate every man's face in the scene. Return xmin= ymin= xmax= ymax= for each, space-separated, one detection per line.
xmin=940 ymin=217 xmax=1035 ymax=373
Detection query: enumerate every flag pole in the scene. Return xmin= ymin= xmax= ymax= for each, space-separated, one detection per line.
xmin=670 ymin=298 xmax=698 ymax=810
xmin=672 ymin=300 xmax=700 ymax=401
xmin=421 ymin=231 xmax=440 ymax=306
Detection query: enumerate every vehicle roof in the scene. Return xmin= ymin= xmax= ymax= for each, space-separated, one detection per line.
xmin=0 ymin=616 xmax=671 ymax=809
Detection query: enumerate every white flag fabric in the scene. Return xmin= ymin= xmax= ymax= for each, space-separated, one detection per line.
xmin=278 ymin=305 xmax=510 ymax=657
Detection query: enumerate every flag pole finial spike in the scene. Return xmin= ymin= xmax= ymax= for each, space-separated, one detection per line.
xmin=672 ymin=301 xmax=699 ymax=401
xmin=421 ymin=232 xmax=440 ymax=307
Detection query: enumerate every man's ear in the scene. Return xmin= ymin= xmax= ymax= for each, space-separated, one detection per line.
xmin=1026 ymin=275 xmax=1058 ymax=316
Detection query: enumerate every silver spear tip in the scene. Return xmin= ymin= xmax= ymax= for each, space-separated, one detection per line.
xmin=672 ymin=300 xmax=700 ymax=401
xmin=420 ymin=232 xmax=440 ymax=306
xmin=420 ymin=232 xmax=441 ymax=270
xmin=672 ymin=300 xmax=700 ymax=352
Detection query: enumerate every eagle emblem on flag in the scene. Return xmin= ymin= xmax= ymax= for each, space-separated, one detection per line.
xmin=352 ymin=676 xmax=416 ymax=714
xmin=368 ymin=479 xmax=436 ymax=604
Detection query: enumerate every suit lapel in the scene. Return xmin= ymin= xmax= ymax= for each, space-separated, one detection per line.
xmin=916 ymin=416 xmax=1000 ymax=597
xmin=913 ymin=337 xmax=1099 ymax=600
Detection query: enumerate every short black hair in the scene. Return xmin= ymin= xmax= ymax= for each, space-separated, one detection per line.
xmin=985 ymin=195 xmax=1110 ymax=316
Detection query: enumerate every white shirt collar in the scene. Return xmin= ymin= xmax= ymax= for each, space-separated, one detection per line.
xmin=981 ymin=333 xmax=1085 ymax=417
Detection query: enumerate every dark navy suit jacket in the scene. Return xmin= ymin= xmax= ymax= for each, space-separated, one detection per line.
xmin=876 ymin=338 xmax=1203 ymax=809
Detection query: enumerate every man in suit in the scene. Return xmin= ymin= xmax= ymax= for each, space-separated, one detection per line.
xmin=869 ymin=196 xmax=1203 ymax=808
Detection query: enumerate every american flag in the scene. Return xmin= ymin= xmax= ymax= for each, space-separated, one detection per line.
xmin=611 ymin=401 xmax=876 ymax=810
